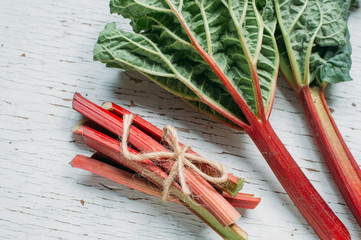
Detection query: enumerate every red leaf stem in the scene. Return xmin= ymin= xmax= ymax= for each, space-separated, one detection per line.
xmin=247 ymin=120 xmax=350 ymax=240
xmin=298 ymin=86 xmax=361 ymax=226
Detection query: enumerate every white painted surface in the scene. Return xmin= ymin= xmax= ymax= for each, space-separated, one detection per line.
xmin=0 ymin=1 xmax=360 ymax=239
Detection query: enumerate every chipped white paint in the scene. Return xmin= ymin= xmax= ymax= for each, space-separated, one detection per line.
xmin=0 ymin=1 xmax=360 ymax=239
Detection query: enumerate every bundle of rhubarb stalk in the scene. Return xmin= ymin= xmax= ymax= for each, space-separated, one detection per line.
xmin=71 ymin=93 xmax=261 ymax=239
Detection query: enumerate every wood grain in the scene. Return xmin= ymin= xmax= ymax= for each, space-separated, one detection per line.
xmin=0 ymin=1 xmax=360 ymax=239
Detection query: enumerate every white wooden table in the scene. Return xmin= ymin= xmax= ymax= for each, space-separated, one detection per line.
xmin=1 ymin=1 xmax=361 ymax=239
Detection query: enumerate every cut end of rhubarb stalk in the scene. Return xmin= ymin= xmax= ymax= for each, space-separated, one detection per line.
xmin=224 ymin=177 xmax=244 ymax=197
xmin=70 ymin=154 xmax=87 ymax=168
xmin=72 ymin=119 xmax=88 ymax=135
xmin=102 ymin=102 xmax=114 ymax=111
xmin=229 ymin=224 xmax=248 ymax=240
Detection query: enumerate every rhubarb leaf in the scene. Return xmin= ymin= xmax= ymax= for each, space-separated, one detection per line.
xmin=94 ymin=0 xmax=279 ymax=126
xmin=276 ymin=0 xmax=353 ymax=88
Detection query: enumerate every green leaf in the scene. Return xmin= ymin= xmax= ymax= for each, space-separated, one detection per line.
xmin=276 ymin=0 xmax=353 ymax=87
xmin=95 ymin=0 xmax=279 ymax=127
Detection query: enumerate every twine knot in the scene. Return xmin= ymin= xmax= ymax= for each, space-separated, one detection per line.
xmin=121 ymin=114 xmax=229 ymax=201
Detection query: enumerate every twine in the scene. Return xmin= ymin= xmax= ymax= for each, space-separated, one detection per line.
xmin=121 ymin=114 xmax=229 ymax=201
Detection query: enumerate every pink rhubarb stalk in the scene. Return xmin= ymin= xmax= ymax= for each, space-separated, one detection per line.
xmin=224 ymin=193 xmax=261 ymax=210
xmin=246 ymin=119 xmax=350 ymax=239
xmin=72 ymin=154 xmax=182 ymax=204
xmin=298 ymin=85 xmax=361 ymax=226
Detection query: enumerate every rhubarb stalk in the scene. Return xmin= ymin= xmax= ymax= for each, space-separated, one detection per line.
xmin=298 ymin=86 xmax=361 ymax=226
xmin=246 ymin=119 xmax=349 ymax=239
xmin=275 ymin=0 xmax=361 ymax=227
xmin=71 ymin=154 xmax=182 ymax=205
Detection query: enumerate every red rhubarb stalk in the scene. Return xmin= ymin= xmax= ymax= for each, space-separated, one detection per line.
xmin=275 ymin=0 xmax=359 ymax=229
xmin=73 ymin=93 xmax=240 ymax=227
xmin=298 ymin=85 xmax=361 ymax=226
xmin=71 ymin=154 xmax=182 ymax=204
xmin=102 ymin=101 xmax=244 ymax=197
xmin=246 ymin=119 xmax=350 ymax=239
xmin=224 ymin=193 xmax=261 ymax=210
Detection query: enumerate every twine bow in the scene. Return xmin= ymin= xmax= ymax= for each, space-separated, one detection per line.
xmin=121 ymin=114 xmax=229 ymax=201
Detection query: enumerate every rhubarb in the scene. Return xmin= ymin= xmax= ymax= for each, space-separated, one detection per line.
xmin=275 ymin=0 xmax=361 ymax=226
xmin=93 ymin=0 xmax=350 ymax=238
